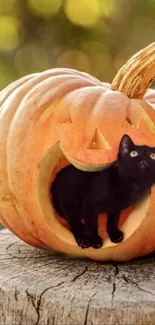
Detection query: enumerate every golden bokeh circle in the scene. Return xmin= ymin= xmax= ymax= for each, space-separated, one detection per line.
xmin=28 ymin=0 xmax=63 ymax=18
xmin=64 ymin=0 xmax=101 ymax=28
xmin=56 ymin=49 xmax=91 ymax=73
xmin=0 ymin=15 xmax=22 ymax=51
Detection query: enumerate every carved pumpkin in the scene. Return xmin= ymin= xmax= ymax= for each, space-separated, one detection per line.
xmin=1 ymin=43 xmax=155 ymax=261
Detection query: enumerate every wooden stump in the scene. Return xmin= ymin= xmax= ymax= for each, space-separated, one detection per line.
xmin=0 ymin=229 xmax=155 ymax=325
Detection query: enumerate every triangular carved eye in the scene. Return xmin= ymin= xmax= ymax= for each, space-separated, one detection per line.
xmin=86 ymin=129 xmax=111 ymax=150
xmin=128 ymin=100 xmax=155 ymax=133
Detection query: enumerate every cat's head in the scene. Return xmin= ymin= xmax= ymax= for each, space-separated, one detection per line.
xmin=118 ymin=134 xmax=155 ymax=181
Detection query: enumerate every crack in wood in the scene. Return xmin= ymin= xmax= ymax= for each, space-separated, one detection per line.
xmin=6 ymin=241 xmax=18 ymax=254
xmin=122 ymin=274 xmax=153 ymax=295
xmin=113 ymin=262 xmax=119 ymax=276
xmin=1 ymin=230 xmax=155 ymax=325
xmin=24 ymin=264 xmax=92 ymax=324
xmin=71 ymin=264 xmax=92 ymax=283
xmin=84 ymin=291 xmax=97 ymax=325
xmin=111 ymin=263 xmax=119 ymax=307
xmin=1 ymin=273 xmax=28 ymax=290
xmin=111 ymin=283 xmax=116 ymax=307
xmin=26 ymin=281 xmax=65 ymax=325
xmin=36 ymin=281 xmax=65 ymax=325
xmin=14 ymin=286 xmax=20 ymax=302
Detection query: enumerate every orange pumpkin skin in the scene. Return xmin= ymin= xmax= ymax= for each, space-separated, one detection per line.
xmin=1 ymin=44 xmax=155 ymax=261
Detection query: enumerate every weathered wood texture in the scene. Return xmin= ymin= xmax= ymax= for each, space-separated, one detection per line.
xmin=0 ymin=229 xmax=155 ymax=325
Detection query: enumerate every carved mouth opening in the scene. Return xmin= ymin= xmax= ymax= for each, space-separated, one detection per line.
xmin=36 ymin=143 xmax=151 ymax=253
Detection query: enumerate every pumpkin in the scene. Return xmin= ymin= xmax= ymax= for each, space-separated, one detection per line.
xmin=1 ymin=43 xmax=155 ymax=261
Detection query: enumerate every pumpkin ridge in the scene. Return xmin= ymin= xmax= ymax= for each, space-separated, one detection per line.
xmin=22 ymin=77 xmax=100 ymax=126
xmin=0 ymin=74 xmax=36 ymax=109
xmin=62 ymin=86 xmax=107 ymax=125
xmin=0 ymin=76 xmax=60 ymax=244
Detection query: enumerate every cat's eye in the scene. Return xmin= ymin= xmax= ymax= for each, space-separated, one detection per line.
xmin=130 ymin=150 xmax=138 ymax=157
xmin=150 ymin=153 xmax=155 ymax=160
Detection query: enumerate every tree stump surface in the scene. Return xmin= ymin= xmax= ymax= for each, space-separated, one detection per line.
xmin=0 ymin=229 xmax=155 ymax=325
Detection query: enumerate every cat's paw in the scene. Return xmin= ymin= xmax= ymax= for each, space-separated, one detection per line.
xmin=90 ymin=235 xmax=103 ymax=249
xmin=109 ymin=230 xmax=124 ymax=243
xmin=76 ymin=237 xmax=90 ymax=249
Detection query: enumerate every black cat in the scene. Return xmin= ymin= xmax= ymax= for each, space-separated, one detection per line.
xmin=51 ymin=134 xmax=155 ymax=249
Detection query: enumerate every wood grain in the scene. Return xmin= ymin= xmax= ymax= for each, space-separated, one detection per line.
xmin=0 ymin=229 xmax=155 ymax=325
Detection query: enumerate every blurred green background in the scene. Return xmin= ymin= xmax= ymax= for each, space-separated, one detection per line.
xmin=0 ymin=0 xmax=155 ymax=229
xmin=0 ymin=0 xmax=155 ymax=91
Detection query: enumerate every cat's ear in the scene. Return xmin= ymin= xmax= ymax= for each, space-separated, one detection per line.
xmin=119 ymin=134 xmax=134 ymax=157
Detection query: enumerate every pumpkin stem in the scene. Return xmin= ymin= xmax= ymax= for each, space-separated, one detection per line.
xmin=111 ymin=42 xmax=155 ymax=99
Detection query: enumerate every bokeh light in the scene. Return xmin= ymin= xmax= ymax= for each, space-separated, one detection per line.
xmin=114 ymin=47 xmax=133 ymax=73
xmin=0 ymin=16 xmax=22 ymax=51
xmin=0 ymin=0 xmax=154 ymax=90
xmin=0 ymin=0 xmax=17 ymax=15
xmin=28 ymin=0 xmax=63 ymax=18
xmin=64 ymin=0 xmax=101 ymax=27
xmin=81 ymin=41 xmax=113 ymax=80
xmin=0 ymin=62 xmax=14 ymax=90
xmin=99 ymin=0 xmax=116 ymax=18
xmin=14 ymin=44 xmax=49 ymax=77
xmin=128 ymin=17 xmax=155 ymax=49
xmin=56 ymin=49 xmax=91 ymax=73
